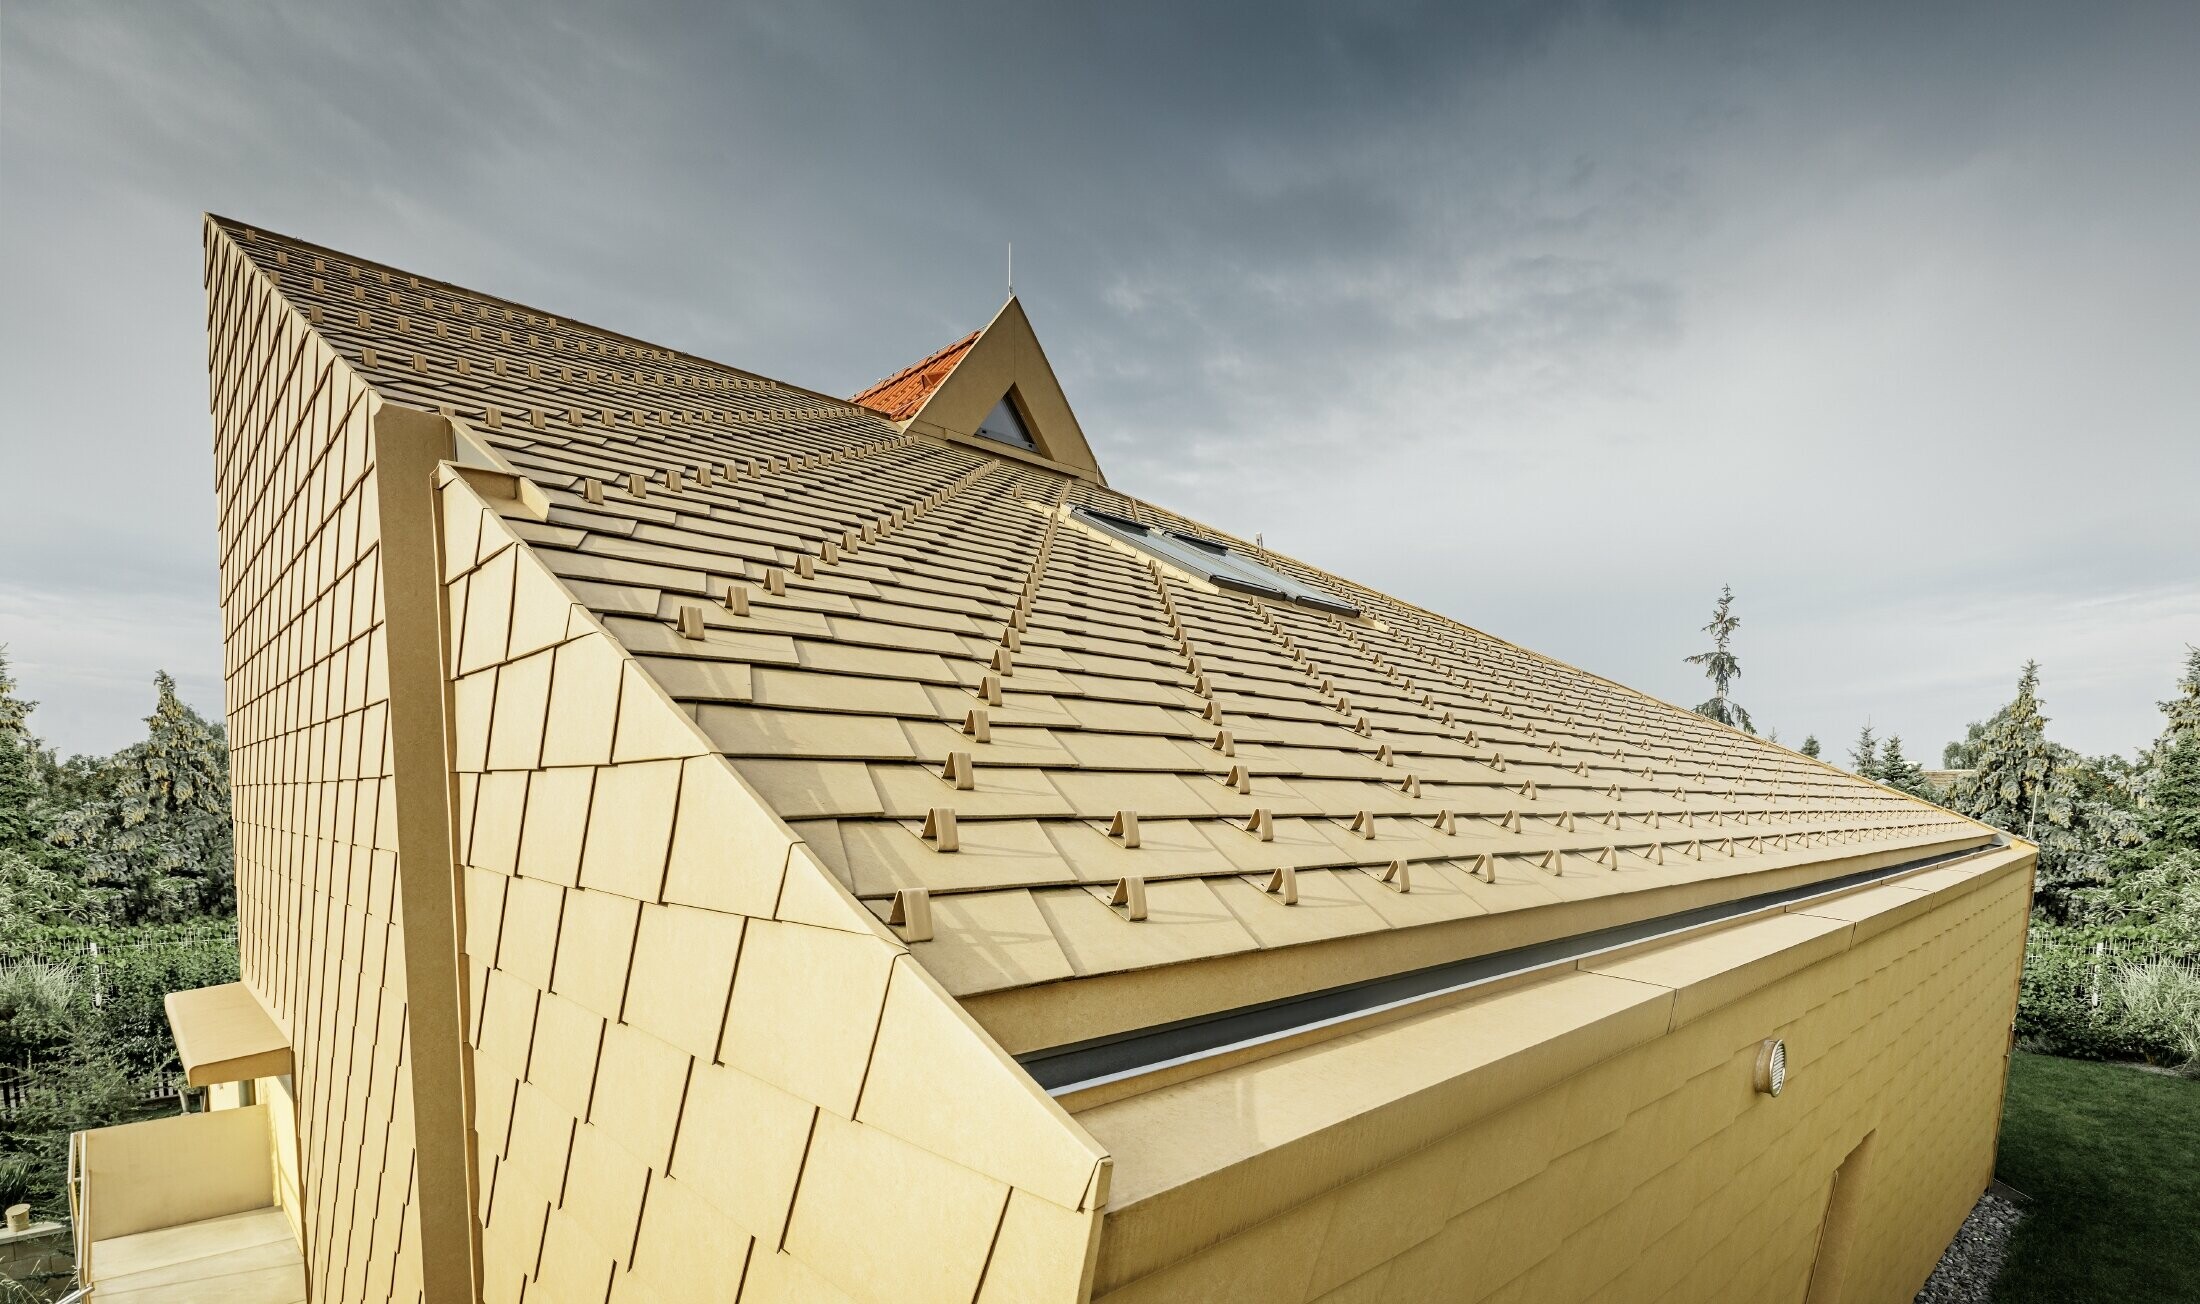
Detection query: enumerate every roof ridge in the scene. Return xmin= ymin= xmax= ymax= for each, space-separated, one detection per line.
xmin=205 ymin=212 xmax=876 ymax=418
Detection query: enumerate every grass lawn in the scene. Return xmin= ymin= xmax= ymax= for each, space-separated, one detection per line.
xmin=1993 ymin=1051 xmax=2200 ymax=1302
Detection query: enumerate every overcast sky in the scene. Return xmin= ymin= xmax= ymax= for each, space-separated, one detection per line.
xmin=3 ymin=0 xmax=2196 ymax=761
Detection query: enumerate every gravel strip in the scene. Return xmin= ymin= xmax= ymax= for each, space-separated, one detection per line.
xmin=1915 ymin=1189 xmax=2026 ymax=1303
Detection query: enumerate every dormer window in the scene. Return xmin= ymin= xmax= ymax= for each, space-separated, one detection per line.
xmin=975 ymin=390 xmax=1037 ymax=451
xmin=1073 ymin=507 xmax=1359 ymax=615
xmin=849 ymin=301 xmax=1105 ymax=479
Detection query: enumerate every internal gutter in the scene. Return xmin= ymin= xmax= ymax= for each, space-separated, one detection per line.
xmin=1022 ymin=838 xmax=2002 ymax=1100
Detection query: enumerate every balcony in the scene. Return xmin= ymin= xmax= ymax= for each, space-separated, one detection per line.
xmin=69 ymin=1104 xmax=303 ymax=1303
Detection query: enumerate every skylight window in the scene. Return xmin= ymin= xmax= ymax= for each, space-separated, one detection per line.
xmin=975 ymin=392 xmax=1037 ymax=450
xmin=1073 ymin=507 xmax=1360 ymax=615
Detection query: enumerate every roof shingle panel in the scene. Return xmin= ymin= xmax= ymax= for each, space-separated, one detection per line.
xmin=218 ymin=217 xmax=1991 ymax=1053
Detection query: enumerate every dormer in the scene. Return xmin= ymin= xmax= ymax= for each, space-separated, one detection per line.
xmin=851 ymin=297 xmax=1106 ymax=482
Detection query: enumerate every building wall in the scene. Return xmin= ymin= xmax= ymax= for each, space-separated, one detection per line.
xmin=205 ymin=222 xmax=424 ymax=1302
xmin=210 ymin=214 xmax=1111 ymax=1303
xmin=440 ymin=478 xmax=1110 ymax=1304
xmin=200 ymin=1074 xmax=302 ymax=1247
xmin=1087 ymin=856 xmax=2031 ymax=1304
xmin=266 ymin=1074 xmax=305 ymax=1249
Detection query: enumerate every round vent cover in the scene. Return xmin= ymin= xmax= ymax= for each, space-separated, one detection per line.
xmin=1755 ymin=1038 xmax=1788 ymax=1096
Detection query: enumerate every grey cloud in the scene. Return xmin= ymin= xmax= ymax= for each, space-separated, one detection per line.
xmin=3 ymin=0 xmax=2196 ymax=757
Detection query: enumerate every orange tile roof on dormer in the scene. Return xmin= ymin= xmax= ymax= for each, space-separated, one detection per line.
xmin=849 ymin=328 xmax=979 ymax=420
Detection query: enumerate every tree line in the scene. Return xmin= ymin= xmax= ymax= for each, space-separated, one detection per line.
xmin=4 ymin=595 xmax=2194 ymax=1218
xmin=0 ymin=649 xmax=241 ymax=1216
xmin=1685 ymin=589 xmax=2200 ymax=1069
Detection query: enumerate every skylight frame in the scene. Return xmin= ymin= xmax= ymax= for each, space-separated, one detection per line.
xmin=1073 ymin=507 xmax=1360 ymax=616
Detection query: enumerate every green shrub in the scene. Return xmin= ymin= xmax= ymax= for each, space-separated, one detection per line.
xmin=0 ymin=923 xmax=238 ymax=1218
xmin=2110 ymin=959 xmax=2200 ymax=1073
xmin=0 ymin=1152 xmax=32 ymax=1207
xmin=0 ymin=960 xmax=78 ymax=1025
xmin=2017 ymin=936 xmax=2143 ymax=1060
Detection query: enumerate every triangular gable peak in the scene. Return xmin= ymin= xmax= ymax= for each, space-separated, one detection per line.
xmin=852 ymin=297 xmax=1106 ymax=483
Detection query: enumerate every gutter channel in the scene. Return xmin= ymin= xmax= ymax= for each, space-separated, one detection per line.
xmin=1024 ymin=839 xmax=2002 ymax=1098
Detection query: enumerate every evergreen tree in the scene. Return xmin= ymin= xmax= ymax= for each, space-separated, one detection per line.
xmin=1800 ymin=735 xmax=1821 ymax=759
xmin=2159 ymin=646 xmax=2200 ymax=746
xmin=1953 ymin=662 xmax=2063 ymax=838
xmin=0 ymin=649 xmax=28 ymax=742
xmin=1946 ymin=661 xmax=2141 ymax=909
xmin=0 ymin=650 xmax=94 ymax=929
xmin=49 ymin=673 xmax=234 ymax=922
xmin=2144 ymin=732 xmax=2200 ymax=853
xmin=1943 ymin=720 xmax=1988 ymax=770
xmin=0 ymin=662 xmax=245 ymax=1213
xmin=1685 ymin=585 xmax=1753 ymax=734
xmin=1876 ymin=735 xmax=1931 ymax=798
xmin=0 ymin=649 xmax=43 ymax=849
xmin=2067 ymin=664 xmax=2200 ymax=951
xmin=2132 ymin=646 xmax=2200 ymax=797
xmin=1848 ymin=723 xmax=1879 ymax=779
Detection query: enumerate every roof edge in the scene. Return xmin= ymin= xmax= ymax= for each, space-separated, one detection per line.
xmin=203 ymin=213 xmax=879 ymax=421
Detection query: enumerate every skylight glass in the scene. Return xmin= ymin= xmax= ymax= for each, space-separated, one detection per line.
xmin=975 ymin=393 xmax=1037 ymax=450
xmin=1073 ymin=507 xmax=1359 ymax=615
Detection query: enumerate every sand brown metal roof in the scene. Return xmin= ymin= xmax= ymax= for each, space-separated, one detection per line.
xmin=213 ymin=216 xmax=1989 ymax=1053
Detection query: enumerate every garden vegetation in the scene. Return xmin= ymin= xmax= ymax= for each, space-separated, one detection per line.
xmin=0 ymin=651 xmax=240 ymax=1216
xmin=1685 ymin=592 xmax=2200 ymax=1073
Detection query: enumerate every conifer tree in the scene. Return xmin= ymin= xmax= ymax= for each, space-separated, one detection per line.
xmin=0 ymin=649 xmax=28 ymax=741
xmin=2160 ymin=646 xmax=2200 ymax=746
xmin=0 ymin=650 xmax=94 ymax=928
xmin=1800 ymin=735 xmax=1821 ymax=759
xmin=1944 ymin=660 xmax=2136 ymax=912
xmin=124 ymin=672 xmax=232 ymax=916
xmin=2146 ymin=734 xmax=2200 ymax=852
xmin=2067 ymin=656 xmax=2200 ymax=945
xmin=0 ymin=649 xmax=72 ymax=853
xmin=2134 ymin=646 xmax=2200 ymax=795
xmin=0 ymin=649 xmax=43 ymax=849
xmin=50 ymin=673 xmax=234 ymax=922
xmin=2118 ymin=651 xmax=2200 ymax=855
xmin=1686 ymin=585 xmax=1753 ymax=733
xmin=1954 ymin=662 xmax=2064 ymax=838
xmin=1875 ymin=735 xmax=1931 ymax=797
xmin=1848 ymin=723 xmax=1879 ymax=779
xmin=1942 ymin=721 xmax=1988 ymax=770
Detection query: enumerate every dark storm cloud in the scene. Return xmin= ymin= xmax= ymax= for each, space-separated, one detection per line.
xmin=3 ymin=0 xmax=2196 ymax=756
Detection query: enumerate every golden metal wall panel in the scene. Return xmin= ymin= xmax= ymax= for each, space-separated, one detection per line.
xmin=1086 ymin=854 xmax=2032 ymax=1303
xmin=204 ymin=221 xmax=425 ymax=1302
xmin=431 ymin=486 xmax=1105 ymax=1301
